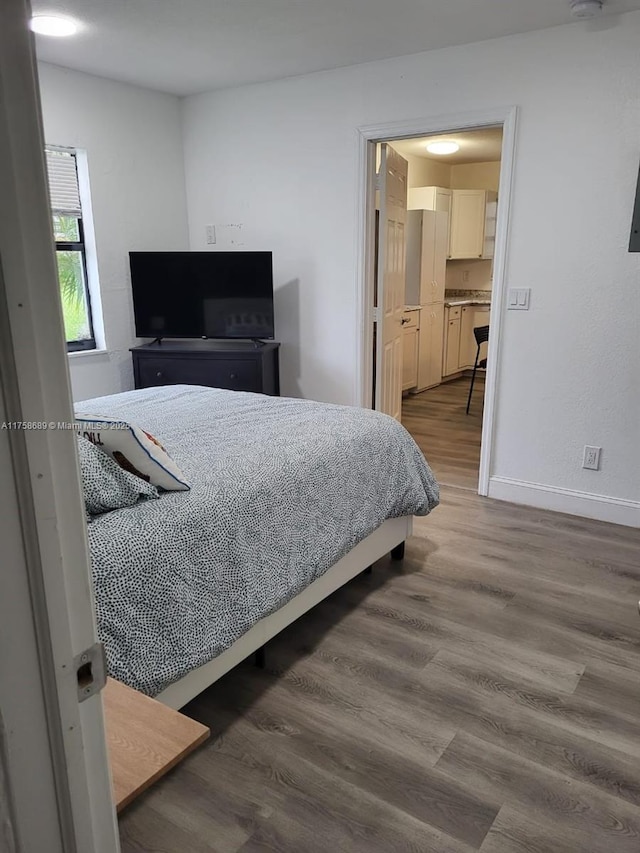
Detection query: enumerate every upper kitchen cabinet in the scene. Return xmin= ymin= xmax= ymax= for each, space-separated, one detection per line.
xmin=405 ymin=209 xmax=448 ymax=306
xmin=407 ymin=185 xmax=451 ymax=214
xmin=449 ymin=189 xmax=498 ymax=260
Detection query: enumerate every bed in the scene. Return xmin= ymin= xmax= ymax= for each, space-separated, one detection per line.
xmin=76 ymin=384 xmax=439 ymax=709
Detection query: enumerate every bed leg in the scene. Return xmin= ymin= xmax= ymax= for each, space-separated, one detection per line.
xmin=364 ymin=564 xmax=373 ymax=575
xmin=391 ymin=541 xmax=405 ymax=561
xmin=254 ymin=646 xmax=266 ymax=669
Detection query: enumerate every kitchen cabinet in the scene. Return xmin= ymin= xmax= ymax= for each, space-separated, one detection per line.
xmin=405 ymin=208 xmax=448 ymax=393
xmin=407 ymin=185 xmax=451 ymax=215
xmin=443 ymin=306 xmax=462 ymax=377
xmin=483 ymin=197 xmax=498 ymax=260
xmin=415 ymin=303 xmax=444 ymax=391
xmin=443 ymin=303 xmax=491 ymax=376
xmin=449 ymin=189 xmax=498 ymax=260
xmin=405 ymin=210 xmax=448 ymax=306
xmin=459 ymin=305 xmax=491 ymax=369
xmin=401 ymin=309 xmax=419 ymax=391
xmin=407 ymin=186 xmax=452 ymax=261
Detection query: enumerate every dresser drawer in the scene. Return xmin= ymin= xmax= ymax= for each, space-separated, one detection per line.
xmin=136 ymin=356 xmax=261 ymax=392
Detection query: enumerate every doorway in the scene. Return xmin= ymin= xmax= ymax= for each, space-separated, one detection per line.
xmin=357 ymin=109 xmax=517 ymax=495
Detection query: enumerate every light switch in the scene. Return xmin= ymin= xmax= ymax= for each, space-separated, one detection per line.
xmin=508 ymin=288 xmax=531 ymax=310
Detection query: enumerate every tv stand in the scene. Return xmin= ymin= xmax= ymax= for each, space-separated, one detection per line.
xmin=130 ymin=339 xmax=280 ymax=396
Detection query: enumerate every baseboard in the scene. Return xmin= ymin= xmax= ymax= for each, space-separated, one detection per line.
xmin=488 ymin=476 xmax=640 ymax=528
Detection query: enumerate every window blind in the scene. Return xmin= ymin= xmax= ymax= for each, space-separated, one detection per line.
xmin=45 ymin=148 xmax=81 ymax=216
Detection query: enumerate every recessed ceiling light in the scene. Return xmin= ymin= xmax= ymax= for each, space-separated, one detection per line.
xmin=30 ymin=15 xmax=78 ymax=37
xmin=426 ymin=141 xmax=460 ymax=156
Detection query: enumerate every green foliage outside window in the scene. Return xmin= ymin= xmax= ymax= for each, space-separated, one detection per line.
xmin=54 ymin=214 xmax=92 ymax=342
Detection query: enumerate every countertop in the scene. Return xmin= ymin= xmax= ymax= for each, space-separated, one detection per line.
xmin=404 ymin=301 xmax=491 ymax=310
xmin=444 ymin=299 xmax=491 ymax=307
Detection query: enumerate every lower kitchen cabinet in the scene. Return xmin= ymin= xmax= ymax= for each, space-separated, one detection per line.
xmin=405 ymin=301 xmax=491 ymax=390
xmin=402 ymin=309 xmax=420 ymax=391
xmin=402 ymin=304 xmax=444 ymax=394
xmin=459 ymin=305 xmax=491 ymax=369
xmin=443 ymin=303 xmax=491 ymax=377
xmin=415 ymin=303 xmax=444 ymax=391
xmin=444 ymin=306 xmax=462 ymax=376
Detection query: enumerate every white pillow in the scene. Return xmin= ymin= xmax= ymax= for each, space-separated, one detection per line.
xmin=76 ymin=414 xmax=189 ymax=492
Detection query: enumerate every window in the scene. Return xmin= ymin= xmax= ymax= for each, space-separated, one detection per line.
xmin=45 ymin=147 xmax=96 ymax=351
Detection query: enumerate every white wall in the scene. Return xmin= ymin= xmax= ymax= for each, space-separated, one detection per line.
xmin=182 ymin=14 xmax=640 ymax=512
xmin=450 ymin=161 xmax=501 ymax=190
xmin=407 ymin=155 xmax=451 ymax=188
xmin=38 ymin=64 xmax=189 ymax=401
xmin=391 ymin=153 xmax=500 ymax=190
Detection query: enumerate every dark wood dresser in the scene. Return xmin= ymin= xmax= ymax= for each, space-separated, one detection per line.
xmin=130 ymin=340 xmax=280 ymax=396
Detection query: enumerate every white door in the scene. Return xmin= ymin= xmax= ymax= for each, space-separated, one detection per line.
xmin=375 ymin=144 xmax=408 ymax=420
xmin=0 ymin=3 xmax=119 ymax=851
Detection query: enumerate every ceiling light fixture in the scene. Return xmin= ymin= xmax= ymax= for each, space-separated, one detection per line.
xmin=426 ymin=141 xmax=460 ymax=156
xmin=570 ymin=0 xmax=603 ymax=18
xmin=30 ymin=15 xmax=78 ymax=37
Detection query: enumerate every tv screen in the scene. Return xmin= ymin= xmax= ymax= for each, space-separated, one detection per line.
xmin=129 ymin=251 xmax=274 ymax=339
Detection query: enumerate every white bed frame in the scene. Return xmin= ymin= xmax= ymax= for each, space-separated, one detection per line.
xmin=156 ymin=515 xmax=412 ymax=709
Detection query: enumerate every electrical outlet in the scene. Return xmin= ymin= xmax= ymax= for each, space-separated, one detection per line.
xmin=582 ymin=445 xmax=601 ymax=470
xmin=205 ymin=224 xmax=216 ymax=245
xmin=462 ymin=270 xmax=470 ymax=283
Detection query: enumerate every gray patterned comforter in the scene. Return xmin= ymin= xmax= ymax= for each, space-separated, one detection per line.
xmin=76 ymin=385 xmax=439 ymax=696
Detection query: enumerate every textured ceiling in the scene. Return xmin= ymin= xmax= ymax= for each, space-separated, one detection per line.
xmin=32 ymin=0 xmax=640 ymax=95
xmin=392 ymin=128 xmax=504 ymax=165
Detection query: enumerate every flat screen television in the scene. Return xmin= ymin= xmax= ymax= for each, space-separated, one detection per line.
xmin=129 ymin=251 xmax=274 ymax=339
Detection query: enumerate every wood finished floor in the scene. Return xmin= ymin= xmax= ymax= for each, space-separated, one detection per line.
xmin=402 ymin=377 xmax=483 ymax=491
xmin=119 ymin=487 xmax=640 ymax=853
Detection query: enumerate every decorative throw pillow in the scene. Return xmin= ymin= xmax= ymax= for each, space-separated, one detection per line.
xmin=75 ymin=414 xmax=189 ymax=491
xmin=77 ymin=435 xmax=159 ymax=516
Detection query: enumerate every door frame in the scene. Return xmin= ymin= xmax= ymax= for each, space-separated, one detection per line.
xmin=0 ymin=2 xmax=119 ymax=850
xmin=355 ymin=106 xmax=518 ymax=495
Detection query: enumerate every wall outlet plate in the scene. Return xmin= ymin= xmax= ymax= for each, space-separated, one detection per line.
xmin=582 ymin=445 xmax=601 ymax=470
